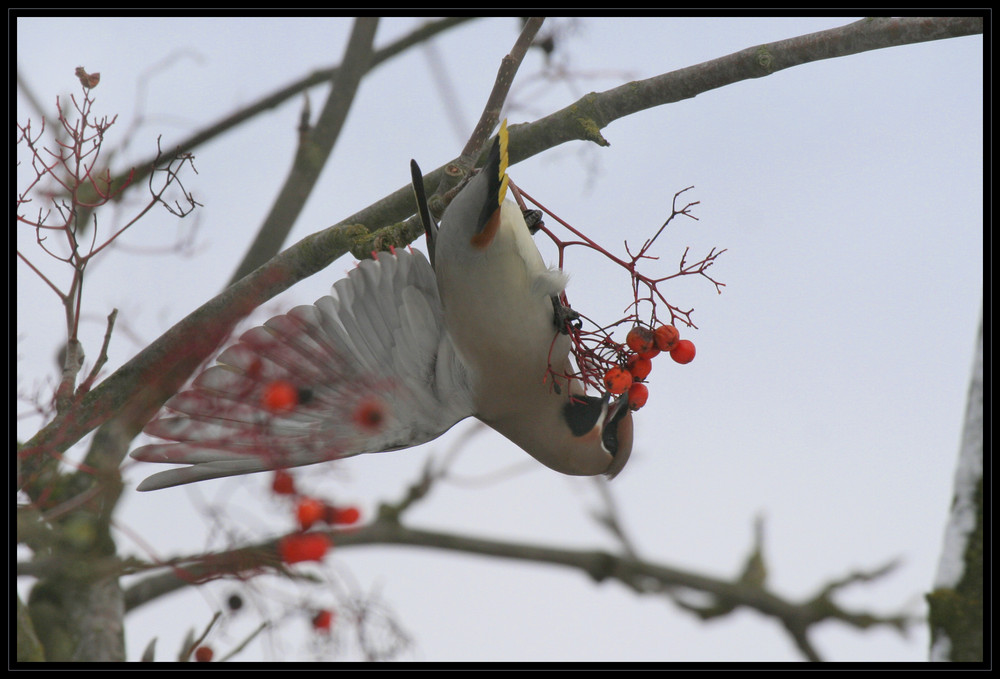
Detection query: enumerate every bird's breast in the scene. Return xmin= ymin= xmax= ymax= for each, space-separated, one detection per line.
xmin=435 ymin=209 xmax=571 ymax=418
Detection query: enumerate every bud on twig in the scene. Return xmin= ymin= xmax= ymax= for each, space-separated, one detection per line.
xmin=74 ymin=66 xmax=101 ymax=89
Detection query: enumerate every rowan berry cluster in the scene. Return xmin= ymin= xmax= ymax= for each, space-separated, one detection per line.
xmin=601 ymin=324 xmax=695 ymax=411
xmin=510 ymin=183 xmax=720 ymax=413
xmin=267 ymin=467 xmax=361 ymax=565
xmin=257 ymin=465 xmax=360 ymax=643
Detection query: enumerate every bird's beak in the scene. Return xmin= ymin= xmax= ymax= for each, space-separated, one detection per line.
xmin=601 ymin=392 xmax=634 ymax=478
xmin=607 ymin=392 xmax=630 ymax=422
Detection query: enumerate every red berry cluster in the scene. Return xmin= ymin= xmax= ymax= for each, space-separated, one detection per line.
xmin=294 ymin=496 xmax=361 ymax=531
xmin=508 ymin=183 xmax=719 ymax=416
xmin=270 ymin=469 xmax=361 ymax=565
xmin=602 ymin=324 xmax=695 ymax=411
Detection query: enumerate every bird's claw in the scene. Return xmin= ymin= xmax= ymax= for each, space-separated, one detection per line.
xmin=523 ymin=209 xmax=544 ymax=235
xmin=551 ymin=296 xmax=580 ymax=335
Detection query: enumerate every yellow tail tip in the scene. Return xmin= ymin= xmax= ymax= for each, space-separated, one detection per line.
xmin=497 ymin=119 xmax=509 ymax=206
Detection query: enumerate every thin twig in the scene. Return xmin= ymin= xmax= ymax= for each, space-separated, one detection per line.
xmin=70 ymin=18 xmax=478 ymax=203
xmin=78 ymin=308 xmax=117 ymax=394
xmin=454 ymin=17 xmax=545 ymax=172
xmin=179 ymin=611 xmax=221 ymax=662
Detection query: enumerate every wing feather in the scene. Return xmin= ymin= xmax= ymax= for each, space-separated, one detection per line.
xmin=131 ymin=249 xmax=474 ymax=490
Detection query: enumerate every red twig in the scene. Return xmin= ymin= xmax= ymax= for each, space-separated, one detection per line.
xmin=510 ymin=181 xmax=725 ymax=396
xmin=17 ymin=77 xmax=200 ymax=413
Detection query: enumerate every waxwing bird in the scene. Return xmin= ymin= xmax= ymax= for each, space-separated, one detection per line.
xmin=131 ymin=121 xmax=633 ymax=491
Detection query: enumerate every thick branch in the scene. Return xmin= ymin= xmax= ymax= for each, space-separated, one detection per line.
xmin=927 ymin=307 xmax=983 ymax=662
xmin=18 ymin=222 xmax=367 ymax=495
xmin=352 ymin=17 xmax=985 ymax=252
xmin=508 ymin=17 xmax=983 ymax=163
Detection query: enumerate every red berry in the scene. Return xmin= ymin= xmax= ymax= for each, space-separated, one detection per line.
xmin=262 ymin=380 xmax=298 ymax=413
xmin=312 ymin=609 xmax=334 ymax=632
xmin=296 ymin=497 xmax=326 ymax=530
xmin=627 ymin=382 xmax=649 ymax=411
xmin=626 ymin=354 xmax=652 ymax=381
xmin=603 ymin=366 xmax=632 ymax=395
xmin=654 ymin=325 xmax=680 ymax=351
xmin=278 ymin=533 xmax=331 ymax=564
xmin=638 ymin=345 xmax=660 ymax=359
xmin=194 ymin=646 xmax=214 ymax=662
xmin=625 ymin=327 xmax=656 ymax=355
xmin=272 ymin=469 xmax=296 ymax=495
xmin=670 ymin=339 xmax=696 ymax=364
xmin=327 ymin=505 xmax=361 ymax=525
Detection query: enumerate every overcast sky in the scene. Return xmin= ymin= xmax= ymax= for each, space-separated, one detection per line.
xmin=17 ymin=17 xmax=982 ymax=662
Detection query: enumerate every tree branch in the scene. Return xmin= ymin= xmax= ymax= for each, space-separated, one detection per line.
xmin=507 ymin=17 xmax=983 ymax=162
xmin=120 ymin=513 xmax=914 ymax=661
xmin=59 ymin=18 xmax=478 ymax=204
xmin=19 ymin=15 xmax=982 ymax=496
xmin=226 ymin=17 xmax=378 ymax=285
xmin=351 ymin=17 xmax=985 ymax=254
xmin=453 ymin=17 xmax=544 ymax=176
xmin=18 ymin=221 xmax=367 ymax=496
xmin=927 ymin=306 xmax=983 ymax=661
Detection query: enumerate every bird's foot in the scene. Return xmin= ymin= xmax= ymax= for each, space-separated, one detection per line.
xmin=551 ymin=296 xmax=580 ymax=335
xmin=523 ymin=209 xmax=544 ymax=235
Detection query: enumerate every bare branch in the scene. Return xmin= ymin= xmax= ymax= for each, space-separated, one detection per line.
xmin=455 ymin=17 xmax=545 ymax=173
xmin=120 ymin=512 xmax=915 ymax=661
xmin=78 ymin=309 xmax=118 ymax=394
xmin=509 ymin=17 xmax=984 ymax=164
xmin=87 ymin=18 xmax=478 ymax=204
xmin=226 ymin=17 xmax=379 ymax=285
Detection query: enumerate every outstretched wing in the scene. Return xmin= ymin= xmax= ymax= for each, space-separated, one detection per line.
xmin=131 ymin=249 xmax=474 ymax=490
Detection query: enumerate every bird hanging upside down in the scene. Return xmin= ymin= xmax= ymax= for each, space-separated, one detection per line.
xmin=131 ymin=121 xmax=633 ymax=491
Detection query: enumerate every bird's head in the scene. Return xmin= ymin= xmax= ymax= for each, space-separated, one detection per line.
xmin=561 ymin=392 xmax=634 ymax=478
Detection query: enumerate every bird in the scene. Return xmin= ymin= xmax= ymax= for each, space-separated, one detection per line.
xmin=130 ymin=121 xmax=633 ymax=491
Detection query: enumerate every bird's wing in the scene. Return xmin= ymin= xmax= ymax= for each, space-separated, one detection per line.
xmin=130 ymin=248 xmax=475 ymax=490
